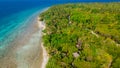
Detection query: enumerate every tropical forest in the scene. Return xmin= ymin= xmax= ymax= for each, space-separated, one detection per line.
xmin=40 ymin=3 xmax=120 ymax=68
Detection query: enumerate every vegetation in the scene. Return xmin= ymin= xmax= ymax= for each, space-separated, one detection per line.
xmin=40 ymin=3 xmax=120 ymax=68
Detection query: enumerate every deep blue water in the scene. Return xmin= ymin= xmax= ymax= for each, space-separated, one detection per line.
xmin=0 ymin=1 xmax=50 ymax=21
xmin=0 ymin=0 xmax=119 ymax=19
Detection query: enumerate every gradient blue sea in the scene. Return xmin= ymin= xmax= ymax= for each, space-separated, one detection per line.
xmin=0 ymin=2 xmax=45 ymax=47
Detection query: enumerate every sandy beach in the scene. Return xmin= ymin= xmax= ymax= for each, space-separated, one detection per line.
xmin=0 ymin=16 xmax=47 ymax=68
xmin=37 ymin=17 xmax=49 ymax=68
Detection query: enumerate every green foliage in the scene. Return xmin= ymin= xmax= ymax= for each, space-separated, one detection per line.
xmin=40 ymin=3 xmax=120 ymax=68
xmin=112 ymin=58 xmax=120 ymax=68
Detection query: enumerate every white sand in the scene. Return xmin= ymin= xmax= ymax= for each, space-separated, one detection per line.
xmin=41 ymin=43 xmax=49 ymax=68
xmin=37 ymin=17 xmax=49 ymax=68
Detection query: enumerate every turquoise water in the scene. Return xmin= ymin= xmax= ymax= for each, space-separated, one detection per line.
xmin=0 ymin=7 xmax=43 ymax=47
xmin=0 ymin=4 xmax=49 ymax=67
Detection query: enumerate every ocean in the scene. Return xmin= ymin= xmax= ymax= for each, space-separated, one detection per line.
xmin=0 ymin=1 xmax=119 ymax=68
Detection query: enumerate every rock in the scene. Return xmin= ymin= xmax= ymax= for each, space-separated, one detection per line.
xmin=73 ymin=52 xmax=79 ymax=58
xmin=76 ymin=44 xmax=81 ymax=49
xmin=76 ymin=41 xmax=82 ymax=49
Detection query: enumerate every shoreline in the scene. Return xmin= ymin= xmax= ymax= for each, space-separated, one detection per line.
xmin=0 ymin=10 xmax=41 ymax=68
xmin=37 ymin=17 xmax=49 ymax=68
xmin=0 ymin=7 xmax=50 ymax=68
xmin=0 ymin=8 xmax=49 ymax=68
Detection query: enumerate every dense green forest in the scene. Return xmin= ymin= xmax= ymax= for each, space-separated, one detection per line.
xmin=40 ymin=3 xmax=120 ymax=68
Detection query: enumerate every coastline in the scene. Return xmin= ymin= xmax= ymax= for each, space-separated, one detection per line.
xmin=0 ymin=7 xmax=49 ymax=68
xmin=0 ymin=9 xmax=41 ymax=68
xmin=37 ymin=17 xmax=49 ymax=68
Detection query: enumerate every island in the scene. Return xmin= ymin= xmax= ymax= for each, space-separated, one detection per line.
xmin=39 ymin=3 xmax=120 ymax=68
